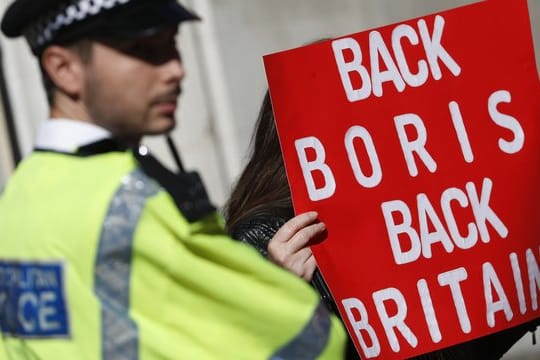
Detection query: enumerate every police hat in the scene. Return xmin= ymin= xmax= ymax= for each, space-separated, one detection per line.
xmin=1 ymin=0 xmax=200 ymax=55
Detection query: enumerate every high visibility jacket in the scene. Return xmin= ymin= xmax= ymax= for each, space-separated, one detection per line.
xmin=0 ymin=334 xmax=7 ymax=359
xmin=0 ymin=144 xmax=346 ymax=359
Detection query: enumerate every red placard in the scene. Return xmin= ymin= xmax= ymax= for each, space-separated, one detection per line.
xmin=264 ymin=0 xmax=540 ymax=358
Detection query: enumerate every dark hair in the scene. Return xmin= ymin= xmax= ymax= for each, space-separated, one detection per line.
xmin=224 ymin=39 xmax=333 ymax=234
xmin=224 ymin=91 xmax=294 ymax=233
xmin=40 ymin=40 xmax=93 ymax=106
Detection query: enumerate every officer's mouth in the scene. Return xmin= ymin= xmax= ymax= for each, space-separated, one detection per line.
xmin=154 ymin=100 xmax=178 ymax=115
xmin=153 ymin=89 xmax=181 ymax=116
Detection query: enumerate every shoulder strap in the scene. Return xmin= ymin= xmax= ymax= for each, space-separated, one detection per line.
xmin=133 ymin=149 xmax=216 ymax=222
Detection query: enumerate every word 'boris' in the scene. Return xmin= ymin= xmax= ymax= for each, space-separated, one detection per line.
xmin=332 ymin=15 xmax=461 ymax=102
xmin=294 ymin=90 xmax=524 ymax=202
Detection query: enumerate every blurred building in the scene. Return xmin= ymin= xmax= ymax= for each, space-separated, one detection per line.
xmin=0 ymin=0 xmax=538 ymax=357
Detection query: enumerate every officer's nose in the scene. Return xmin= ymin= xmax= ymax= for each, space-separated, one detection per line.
xmin=161 ymin=52 xmax=186 ymax=83
xmin=164 ymin=55 xmax=185 ymax=84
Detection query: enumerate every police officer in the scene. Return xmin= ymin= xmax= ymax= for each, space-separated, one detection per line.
xmin=0 ymin=0 xmax=347 ymax=358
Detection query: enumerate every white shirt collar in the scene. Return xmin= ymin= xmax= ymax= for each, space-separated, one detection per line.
xmin=35 ymin=119 xmax=111 ymax=153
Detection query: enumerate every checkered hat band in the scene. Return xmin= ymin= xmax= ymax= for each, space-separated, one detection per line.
xmin=24 ymin=0 xmax=133 ymax=49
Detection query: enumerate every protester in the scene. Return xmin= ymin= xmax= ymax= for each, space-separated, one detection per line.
xmin=225 ymin=90 xmax=360 ymax=358
xmin=224 ymin=90 xmax=540 ymax=359
xmin=0 ymin=1 xmax=348 ymax=358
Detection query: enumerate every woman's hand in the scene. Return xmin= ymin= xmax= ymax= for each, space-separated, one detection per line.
xmin=268 ymin=211 xmax=326 ymax=282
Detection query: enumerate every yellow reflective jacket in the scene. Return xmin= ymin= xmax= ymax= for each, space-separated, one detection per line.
xmin=0 ymin=146 xmax=346 ymax=359
xmin=0 ymin=334 xmax=6 ymax=359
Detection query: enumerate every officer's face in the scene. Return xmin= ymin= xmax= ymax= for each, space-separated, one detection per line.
xmin=81 ymin=27 xmax=184 ymax=142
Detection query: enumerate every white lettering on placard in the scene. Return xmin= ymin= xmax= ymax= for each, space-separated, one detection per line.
xmin=382 ymin=178 xmax=507 ymax=264
xmin=509 ymin=252 xmax=527 ymax=315
xmin=369 ymin=31 xmax=406 ymax=97
xmin=392 ymin=24 xmax=429 ymax=87
xmin=417 ymin=279 xmax=442 ymax=343
xmin=483 ymin=262 xmax=513 ymax=327
xmin=465 ymin=178 xmax=508 ymax=243
xmin=342 ymin=298 xmax=381 ymax=358
xmin=295 ymin=137 xmax=336 ymax=201
xmin=292 ymin=90 xmax=521 ymax=200
xmin=438 ymin=267 xmax=471 ymax=333
xmin=341 ymin=248 xmax=540 ymax=358
xmin=526 ymin=248 xmax=540 ymax=311
xmin=332 ymin=15 xmax=460 ymax=102
xmin=417 ymin=193 xmax=455 ymax=259
xmin=441 ymin=187 xmax=478 ymax=250
xmin=332 ymin=38 xmax=372 ymax=102
xmin=345 ymin=125 xmax=383 ymax=188
xmin=381 ymin=200 xmax=421 ymax=265
xmin=394 ymin=113 xmax=437 ymax=177
xmin=417 ymin=16 xmax=461 ymax=80
xmin=488 ymin=90 xmax=525 ymax=154
xmin=449 ymin=101 xmax=474 ymax=163
xmin=373 ymin=288 xmax=418 ymax=352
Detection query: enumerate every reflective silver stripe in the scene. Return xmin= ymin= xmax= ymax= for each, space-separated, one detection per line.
xmin=270 ymin=302 xmax=331 ymax=360
xmin=95 ymin=169 xmax=160 ymax=360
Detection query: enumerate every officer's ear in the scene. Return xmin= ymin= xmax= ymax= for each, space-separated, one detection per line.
xmin=40 ymin=44 xmax=86 ymax=99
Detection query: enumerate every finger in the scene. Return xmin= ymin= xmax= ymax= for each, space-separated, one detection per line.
xmin=302 ymin=256 xmax=318 ymax=282
xmin=269 ymin=242 xmax=311 ymax=270
xmin=286 ymin=250 xmax=314 ymax=280
xmin=273 ymin=211 xmax=319 ymax=243
xmin=288 ymin=253 xmax=317 ymax=282
xmin=268 ymin=237 xmax=291 ymax=265
xmin=283 ymin=247 xmax=313 ymax=272
xmin=268 ymin=222 xmax=322 ymax=266
xmin=290 ymin=246 xmax=313 ymax=265
xmin=287 ymin=222 xmax=326 ymax=253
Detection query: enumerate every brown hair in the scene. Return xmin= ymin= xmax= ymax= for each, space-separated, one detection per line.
xmin=224 ymin=39 xmax=333 ymax=234
xmin=224 ymin=91 xmax=294 ymax=233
